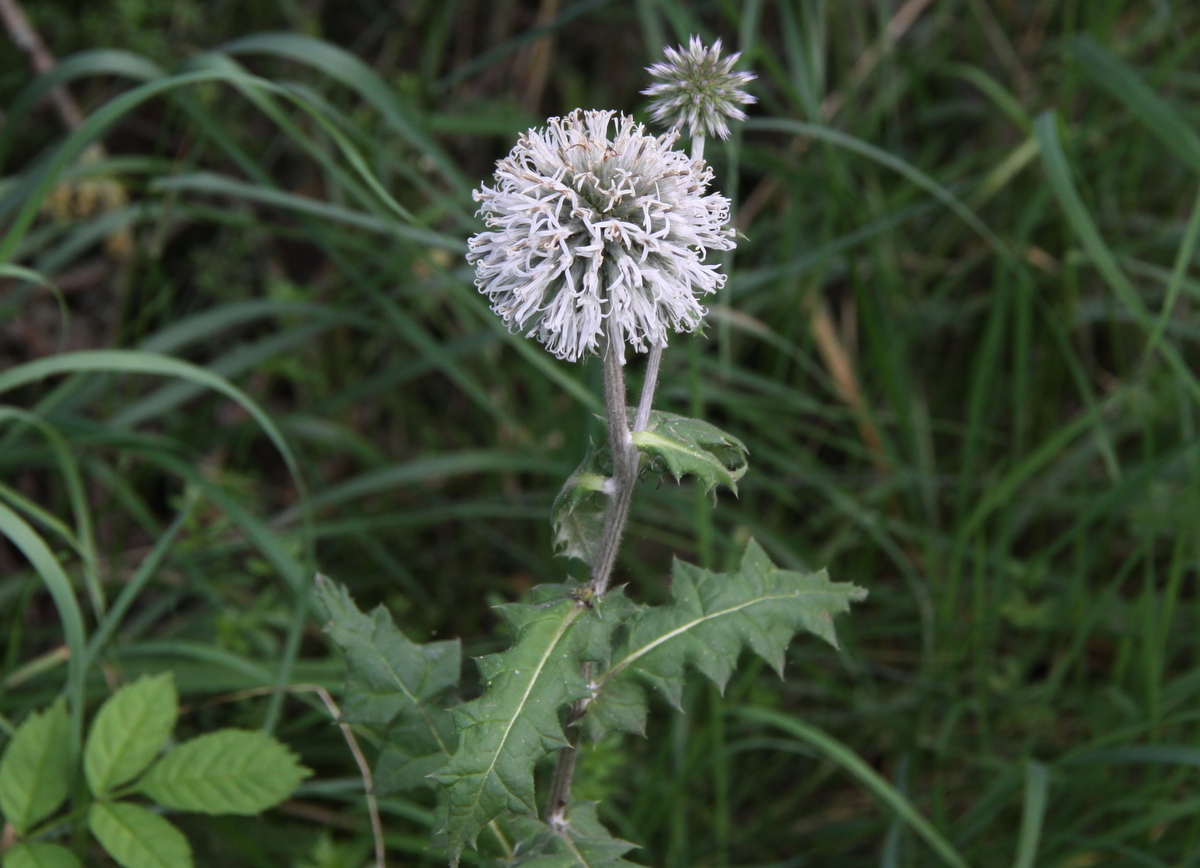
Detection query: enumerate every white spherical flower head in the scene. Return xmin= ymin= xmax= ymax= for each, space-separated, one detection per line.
xmin=643 ymin=36 xmax=757 ymax=140
xmin=468 ymin=109 xmax=736 ymax=362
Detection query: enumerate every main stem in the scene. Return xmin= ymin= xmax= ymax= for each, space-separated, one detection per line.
xmin=586 ymin=322 xmax=641 ymax=598
xmin=547 ymin=324 xmax=661 ymax=822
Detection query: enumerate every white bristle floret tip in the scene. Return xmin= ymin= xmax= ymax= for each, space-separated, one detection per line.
xmin=467 ymin=109 xmax=736 ymax=362
xmin=642 ymin=36 xmax=757 ymax=141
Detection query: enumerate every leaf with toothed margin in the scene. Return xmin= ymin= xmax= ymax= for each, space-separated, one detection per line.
xmin=630 ymin=409 xmax=748 ymax=498
xmin=507 ymin=801 xmax=644 ymax=868
xmin=581 ymin=539 xmax=866 ymax=742
xmin=0 ymin=699 xmax=71 ymax=835
xmin=551 ymin=446 xmax=609 ymax=566
xmin=314 ymin=576 xmax=460 ymax=793
xmin=433 ymin=586 xmax=629 ymax=866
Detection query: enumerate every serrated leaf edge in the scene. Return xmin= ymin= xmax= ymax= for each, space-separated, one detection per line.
xmin=597 ymin=588 xmax=816 ymax=689
xmin=318 ymin=578 xmax=453 ymax=758
xmin=459 ymin=604 xmax=581 ymax=816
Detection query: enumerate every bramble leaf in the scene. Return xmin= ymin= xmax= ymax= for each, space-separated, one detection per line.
xmin=84 ymin=673 xmax=177 ymax=797
xmin=434 ymin=587 xmax=627 ymax=865
xmin=630 ymin=410 xmax=748 ymax=497
xmin=139 ymin=729 xmax=310 ymax=814
xmin=2 ymin=842 xmax=83 ymax=868
xmin=0 ymin=699 xmax=71 ymax=834
xmin=315 ymin=576 xmax=460 ymax=792
xmin=88 ymin=801 xmax=193 ymax=868
xmin=582 ymin=539 xmax=866 ymax=741
xmin=551 ymin=447 xmax=609 ymax=565
xmin=508 ymin=802 xmax=644 ymax=868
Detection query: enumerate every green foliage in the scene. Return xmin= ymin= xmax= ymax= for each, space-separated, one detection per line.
xmin=582 ymin=540 xmax=866 ymax=740
xmin=434 ymin=590 xmax=625 ymax=865
xmin=138 ymin=729 xmax=310 ymax=814
xmin=88 ymin=801 xmax=193 ymax=868
xmin=0 ymin=700 xmax=71 ymax=834
xmin=84 ymin=673 xmax=177 ymax=797
xmin=630 ymin=411 xmax=748 ymax=497
xmin=508 ymin=803 xmax=643 ymax=868
xmin=4 ymin=2 xmax=1200 ymax=866
xmin=2 ymin=843 xmax=82 ymax=868
xmin=0 ymin=674 xmax=307 ymax=866
xmin=315 ymin=575 xmax=460 ymax=791
xmin=551 ymin=448 xmax=609 ymax=565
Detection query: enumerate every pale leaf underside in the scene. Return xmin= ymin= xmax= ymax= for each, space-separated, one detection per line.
xmin=630 ymin=409 xmax=748 ymax=496
xmin=551 ymin=446 xmax=609 ymax=565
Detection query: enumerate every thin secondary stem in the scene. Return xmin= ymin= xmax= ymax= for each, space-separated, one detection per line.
xmin=180 ymin=683 xmax=387 ymax=868
xmin=312 ymin=687 xmax=388 ymax=868
xmin=633 ymin=345 xmax=663 ymax=432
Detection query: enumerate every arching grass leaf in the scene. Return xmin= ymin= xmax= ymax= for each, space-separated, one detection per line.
xmin=3 ymin=842 xmax=83 ymax=868
xmin=84 ymin=673 xmax=177 ymax=797
xmin=631 ymin=410 xmax=748 ymax=497
xmin=138 ymin=729 xmax=310 ymax=814
xmin=583 ymin=539 xmax=866 ymax=740
xmin=315 ymin=576 xmax=460 ymax=792
xmin=0 ymin=700 xmax=72 ymax=834
xmin=433 ymin=588 xmax=629 ymax=865
xmin=88 ymin=802 xmax=193 ymax=868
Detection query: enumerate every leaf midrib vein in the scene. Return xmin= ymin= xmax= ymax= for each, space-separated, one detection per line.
xmin=469 ymin=605 xmax=582 ymax=813
xmin=369 ymin=642 xmax=451 ymax=755
xmin=599 ymin=590 xmax=800 ymax=686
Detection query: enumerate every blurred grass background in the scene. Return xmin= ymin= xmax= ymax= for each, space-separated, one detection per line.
xmin=2 ymin=0 xmax=1199 ymax=865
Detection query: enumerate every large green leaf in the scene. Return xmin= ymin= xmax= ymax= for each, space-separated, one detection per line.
xmin=0 ymin=699 xmax=72 ymax=834
xmin=551 ymin=446 xmax=609 ymax=566
xmin=84 ymin=673 xmax=177 ymax=797
xmin=88 ymin=802 xmax=193 ymax=868
xmin=582 ymin=539 xmax=866 ymax=740
xmin=509 ymin=802 xmax=643 ymax=868
xmin=433 ymin=588 xmax=627 ymax=865
xmin=315 ymin=576 xmax=460 ymax=792
xmin=138 ymin=729 xmax=310 ymax=814
xmin=2 ymin=843 xmax=83 ymax=868
xmin=630 ymin=410 xmax=748 ymax=497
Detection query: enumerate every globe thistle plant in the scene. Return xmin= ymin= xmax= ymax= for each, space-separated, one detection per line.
xmin=643 ymin=36 xmax=757 ymax=143
xmin=467 ymin=109 xmax=735 ymax=363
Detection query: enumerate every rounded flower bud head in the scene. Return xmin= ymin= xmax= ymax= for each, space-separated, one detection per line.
xmin=643 ymin=36 xmax=757 ymax=140
xmin=467 ymin=109 xmax=736 ymax=363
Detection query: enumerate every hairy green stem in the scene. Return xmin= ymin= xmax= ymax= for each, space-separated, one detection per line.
xmin=547 ymin=328 xmax=664 ymax=821
xmin=586 ymin=322 xmax=639 ymax=598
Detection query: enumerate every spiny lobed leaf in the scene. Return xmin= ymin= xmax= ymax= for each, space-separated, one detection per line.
xmin=434 ymin=587 xmax=627 ymax=866
xmin=508 ymin=802 xmax=644 ymax=868
xmin=551 ymin=446 xmax=609 ymax=566
xmin=315 ymin=575 xmax=460 ymax=792
xmin=84 ymin=673 xmax=177 ymax=797
xmin=138 ymin=728 xmax=311 ymax=814
xmin=630 ymin=409 xmax=748 ymax=497
xmin=582 ymin=539 xmax=866 ymax=740
xmin=0 ymin=699 xmax=71 ymax=834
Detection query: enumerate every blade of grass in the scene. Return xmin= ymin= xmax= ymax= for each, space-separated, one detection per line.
xmin=737 ymin=707 xmax=971 ymax=868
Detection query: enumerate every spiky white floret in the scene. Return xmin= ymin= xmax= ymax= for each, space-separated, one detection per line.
xmin=467 ymin=109 xmax=735 ymax=362
xmin=643 ymin=36 xmax=757 ymax=140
